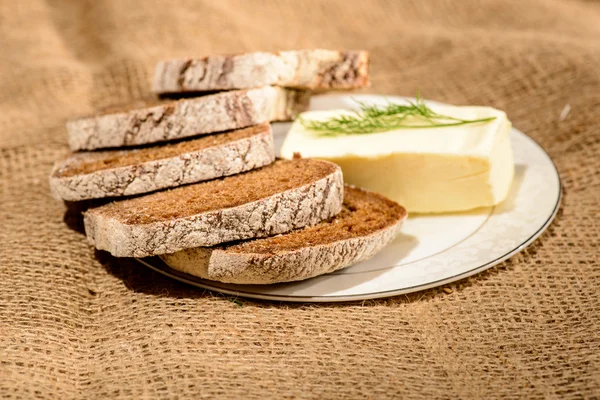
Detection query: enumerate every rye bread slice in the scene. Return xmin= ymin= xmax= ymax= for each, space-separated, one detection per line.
xmin=50 ymin=124 xmax=275 ymax=202
xmin=160 ymin=186 xmax=407 ymax=284
xmin=152 ymin=49 xmax=369 ymax=94
xmin=67 ymin=86 xmax=309 ymax=151
xmin=83 ymin=158 xmax=344 ymax=258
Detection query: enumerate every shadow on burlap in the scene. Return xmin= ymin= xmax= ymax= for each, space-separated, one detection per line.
xmin=1 ymin=1 xmax=599 ymax=398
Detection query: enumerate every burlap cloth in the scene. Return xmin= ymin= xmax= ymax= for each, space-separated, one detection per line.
xmin=1 ymin=0 xmax=599 ymax=398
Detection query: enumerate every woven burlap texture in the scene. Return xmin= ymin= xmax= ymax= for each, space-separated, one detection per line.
xmin=1 ymin=0 xmax=599 ymax=398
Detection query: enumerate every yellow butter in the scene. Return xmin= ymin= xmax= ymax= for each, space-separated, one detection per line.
xmin=280 ymin=104 xmax=514 ymax=213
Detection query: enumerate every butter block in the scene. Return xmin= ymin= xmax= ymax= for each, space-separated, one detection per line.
xmin=280 ymin=104 xmax=514 ymax=213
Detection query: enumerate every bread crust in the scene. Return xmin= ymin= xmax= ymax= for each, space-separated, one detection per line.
xmin=50 ymin=125 xmax=275 ymax=201
xmin=67 ymin=87 xmax=309 ymax=151
xmin=161 ymin=187 xmax=408 ymax=284
xmin=152 ymin=50 xmax=370 ymax=94
xmin=161 ymin=221 xmax=403 ymax=284
xmin=83 ymin=165 xmax=344 ymax=257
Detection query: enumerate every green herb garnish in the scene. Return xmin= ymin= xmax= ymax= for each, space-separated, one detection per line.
xmin=299 ymin=94 xmax=496 ymax=136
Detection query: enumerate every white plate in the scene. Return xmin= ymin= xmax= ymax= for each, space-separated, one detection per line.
xmin=138 ymin=94 xmax=562 ymax=302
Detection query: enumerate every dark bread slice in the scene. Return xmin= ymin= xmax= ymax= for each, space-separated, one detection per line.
xmin=152 ymin=49 xmax=369 ymax=94
xmin=161 ymin=186 xmax=407 ymax=284
xmin=50 ymin=124 xmax=275 ymax=201
xmin=67 ymin=86 xmax=309 ymax=151
xmin=83 ymin=158 xmax=344 ymax=257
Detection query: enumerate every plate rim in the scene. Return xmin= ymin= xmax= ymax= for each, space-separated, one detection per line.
xmin=136 ymin=128 xmax=562 ymax=303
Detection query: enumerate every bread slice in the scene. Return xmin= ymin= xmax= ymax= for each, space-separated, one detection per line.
xmin=160 ymin=186 xmax=407 ymax=284
xmin=152 ymin=49 xmax=369 ymax=94
xmin=83 ymin=158 xmax=343 ymax=257
xmin=50 ymin=124 xmax=275 ymax=202
xmin=67 ymin=86 xmax=309 ymax=151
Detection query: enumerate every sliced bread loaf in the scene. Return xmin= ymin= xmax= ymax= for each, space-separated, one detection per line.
xmin=67 ymin=86 xmax=309 ymax=151
xmin=83 ymin=158 xmax=343 ymax=258
xmin=160 ymin=186 xmax=407 ymax=284
xmin=50 ymin=123 xmax=275 ymax=201
xmin=152 ymin=49 xmax=369 ymax=94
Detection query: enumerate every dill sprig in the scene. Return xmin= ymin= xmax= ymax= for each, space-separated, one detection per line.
xmin=299 ymin=95 xmax=496 ymax=136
